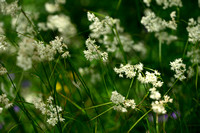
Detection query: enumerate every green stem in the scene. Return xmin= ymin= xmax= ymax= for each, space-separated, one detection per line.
xmin=85 ymin=102 xmax=113 ymax=110
xmin=164 ymin=78 xmax=179 ymax=96
xmin=128 ymin=109 xmax=152 ymax=133
xmin=113 ymin=27 xmax=127 ymax=63
xmin=90 ymin=106 xmax=113 ymax=121
xmin=159 ymin=40 xmax=162 ymax=64
xmin=182 ymin=40 xmax=188 ymax=58
xmin=41 ymin=63 xmax=62 ymax=133
xmin=156 ymin=113 xmax=159 ymax=133
xmin=116 ymin=0 xmax=122 ymax=10
xmin=59 ymin=93 xmax=86 ymax=114
xmin=126 ymin=78 xmax=135 ymax=99
xmin=195 ymin=64 xmax=199 ymax=99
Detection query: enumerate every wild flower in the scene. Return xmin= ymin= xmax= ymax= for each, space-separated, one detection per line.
xmin=33 ymin=96 xmax=65 ymax=126
xmin=110 ymin=91 xmax=125 ymax=104
xmin=110 ymin=91 xmax=136 ymax=112
xmin=137 ymin=71 xmax=163 ymax=88
xmin=46 ymin=14 xmax=77 ymax=43
xmin=45 ymin=3 xmax=60 ymax=13
xmin=0 ymin=65 xmax=7 ymax=76
xmin=0 ymin=0 xmax=20 ymax=16
xmin=17 ymin=36 xmax=70 ymax=70
xmin=87 ymin=12 xmax=146 ymax=59
xmin=17 ymin=37 xmax=35 ymax=71
xmin=150 ymin=89 xmax=161 ymax=100
xmin=143 ymin=0 xmax=152 ymax=7
xmin=151 ymin=95 xmax=172 ymax=114
xmin=155 ymin=0 xmax=182 ymax=9
xmin=141 ymin=10 xmax=177 ymax=32
xmin=11 ymin=12 xmax=37 ymax=37
xmin=114 ymin=63 xmax=143 ymax=78
xmin=187 ymin=47 xmax=200 ymax=64
xmin=186 ymin=18 xmax=200 ymax=44
xmin=0 ymin=35 xmax=8 ymax=52
xmin=170 ymin=58 xmax=186 ymax=81
xmin=84 ymin=37 xmax=108 ymax=62
xmin=0 ymin=94 xmax=13 ymax=114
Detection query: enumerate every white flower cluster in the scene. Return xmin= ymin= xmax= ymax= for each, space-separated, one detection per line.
xmin=186 ymin=46 xmax=200 ymax=78
xmin=137 ymin=69 xmax=173 ymax=114
xmin=138 ymin=70 xmax=164 ymax=105
xmin=138 ymin=70 xmax=163 ymax=88
xmin=45 ymin=0 xmax=66 ymax=13
xmin=114 ymin=63 xmax=143 ymax=78
xmin=155 ymin=32 xmax=177 ymax=45
xmin=186 ymin=18 xmax=200 ymax=44
xmin=47 ymin=14 xmax=77 ymax=41
xmin=17 ymin=37 xmax=35 ymax=71
xmin=0 ymin=65 xmax=7 ymax=76
xmin=17 ymin=36 xmax=70 ymax=70
xmin=0 ymin=35 xmax=9 ymax=52
xmin=151 ymin=95 xmax=173 ymax=114
xmin=143 ymin=0 xmax=152 ymax=7
xmin=87 ymin=12 xmax=123 ymax=39
xmin=149 ymin=87 xmax=161 ymax=100
xmin=141 ymin=10 xmax=177 ymax=32
xmin=170 ymin=58 xmax=186 ymax=81
xmin=12 ymin=12 xmax=38 ymax=37
xmin=38 ymin=14 xmax=77 ymax=43
xmin=132 ymin=42 xmax=147 ymax=56
xmin=155 ymin=0 xmax=182 ymax=9
xmin=187 ymin=47 xmax=200 ymax=64
xmin=187 ymin=66 xmax=200 ymax=79
xmin=110 ymin=91 xmax=136 ymax=112
xmin=33 ymin=96 xmax=64 ymax=126
xmin=0 ymin=0 xmax=20 ymax=16
xmin=87 ymin=12 xmax=146 ymax=59
xmin=84 ymin=37 xmax=108 ymax=62
xmin=143 ymin=0 xmax=182 ymax=8
xmin=199 ymin=0 xmax=200 ymax=8
xmin=0 ymin=94 xmax=13 ymax=113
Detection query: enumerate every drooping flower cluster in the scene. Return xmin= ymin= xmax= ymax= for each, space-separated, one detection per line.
xmin=110 ymin=91 xmax=136 ymax=112
xmin=0 ymin=0 xmax=20 ymax=16
xmin=141 ymin=10 xmax=177 ymax=32
xmin=114 ymin=62 xmax=173 ymax=114
xmin=0 ymin=94 xmax=13 ymax=114
xmin=45 ymin=0 xmax=66 ymax=13
xmin=11 ymin=11 xmax=37 ymax=37
xmin=114 ymin=63 xmax=143 ymax=78
xmin=143 ymin=0 xmax=151 ymax=7
xmin=17 ymin=36 xmax=70 ymax=70
xmin=0 ymin=35 xmax=8 ymax=52
xmin=33 ymin=96 xmax=64 ymax=126
xmin=38 ymin=14 xmax=77 ymax=43
xmin=84 ymin=37 xmax=108 ymax=62
xmin=151 ymin=95 xmax=173 ymax=114
xmin=186 ymin=46 xmax=200 ymax=78
xmin=170 ymin=58 xmax=186 ymax=81
xmin=87 ymin=12 xmax=146 ymax=59
xmin=143 ymin=0 xmax=182 ymax=9
xmin=137 ymin=70 xmax=163 ymax=88
xmin=186 ymin=18 xmax=200 ymax=44
xmin=0 ymin=65 xmax=7 ymax=76
xmin=155 ymin=0 xmax=182 ymax=9
xmin=187 ymin=47 xmax=200 ymax=64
